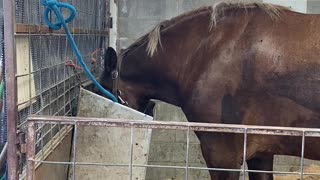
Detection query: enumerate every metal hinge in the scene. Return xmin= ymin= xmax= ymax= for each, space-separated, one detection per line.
xmin=17 ymin=131 xmax=26 ymax=174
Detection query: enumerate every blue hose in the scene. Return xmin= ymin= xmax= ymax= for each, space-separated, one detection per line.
xmin=41 ymin=0 xmax=118 ymax=102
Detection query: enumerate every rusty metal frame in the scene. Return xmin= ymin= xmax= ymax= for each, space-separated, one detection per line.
xmin=26 ymin=115 xmax=320 ymax=180
xmin=4 ymin=0 xmax=18 ymax=179
xmin=16 ymin=24 xmax=109 ymax=36
xmin=27 ymin=115 xmax=320 ymax=136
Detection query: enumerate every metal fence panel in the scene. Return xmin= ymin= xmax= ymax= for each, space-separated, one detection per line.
xmin=4 ymin=0 xmax=110 ymax=178
xmin=26 ymin=116 xmax=320 ymax=180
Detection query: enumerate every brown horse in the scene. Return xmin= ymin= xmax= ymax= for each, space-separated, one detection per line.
xmin=99 ymin=2 xmax=320 ymax=179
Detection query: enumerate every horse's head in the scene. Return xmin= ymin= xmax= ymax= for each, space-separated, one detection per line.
xmin=99 ymin=47 xmax=118 ymax=96
xmin=99 ymin=46 xmax=155 ymax=113
xmin=99 ymin=7 xmax=215 ymax=113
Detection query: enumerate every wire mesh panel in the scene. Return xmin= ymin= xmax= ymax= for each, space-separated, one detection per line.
xmin=12 ymin=0 xmax=110 ymax=173
xmin=0 ymin=0 xmax=6 ymax=145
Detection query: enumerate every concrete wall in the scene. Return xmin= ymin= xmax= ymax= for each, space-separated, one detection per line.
xmin=117 ymin=0 xmax=262 ymax=49
xmin=146 ymin=102 xmax=210 ymax=180
xmin=263 ymin=0 xmax=307 ymax=13
xmin=262 ymin=0 xmax=320 ymax=14
xmin=74 ymin=89 xmax=152 ymax=180
xmin=307 ymin=0 xmax=320 ymax=14
xmin=109 ymin=0 xmax=118 ymax=50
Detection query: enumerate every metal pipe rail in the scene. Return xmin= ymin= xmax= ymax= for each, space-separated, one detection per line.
xmin=26 ymin=115 xmax=320 ymax=180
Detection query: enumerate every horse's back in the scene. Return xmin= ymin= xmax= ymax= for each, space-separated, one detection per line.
xmin=251 ymin=10 xmax=320 ymax=112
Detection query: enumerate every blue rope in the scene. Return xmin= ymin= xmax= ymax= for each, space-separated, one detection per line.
xmin=41 ymin=0 xmax=118 ymax=102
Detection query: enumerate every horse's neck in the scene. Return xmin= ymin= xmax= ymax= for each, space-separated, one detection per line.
xmin=152 ymin=11 xmax=214 ymax=95
xmin=120 ymin=11 xmax=214 ymax=108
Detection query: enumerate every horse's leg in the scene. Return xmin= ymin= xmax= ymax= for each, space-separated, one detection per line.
xmin=247 ymin=155 xmax=274 ymax=180
xmin=197 ymin=132 xmax=241 ymax=180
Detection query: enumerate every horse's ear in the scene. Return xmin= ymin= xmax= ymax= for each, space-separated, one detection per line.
xmin=104 ymin=47 xmax=118 ymax=72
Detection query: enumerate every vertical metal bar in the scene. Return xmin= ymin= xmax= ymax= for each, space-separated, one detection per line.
xmin=3 ymin=0 xmax=18 ymax=179
xmin=38 ymin=0 xmax=44 ymax=117
xmin=185 ymin=127 xmax=190 ymax=180
xmin=242 ymin=128 xmax=248 ymax=180
xmin=0 ymin=142 xmax=8 ymax=168
xmin=48 ymin=36 xmax=53 ymax=116
xmin=63 ymin=34 xmax=67 ymax=116
xmin=40 ymin=124 xmax=44 ymax=162
xmin=27 ymin=0 xmax=32 ymax=118
xmin=72 ymin=124 xmax=78 ymax=180
xmin=129 ymin=126 xmax=134 ymax=180
xmin=300 ymin=131 xmax=306 ymax=180
xmin=26 ymin=122 xmax=35 ymax=180
xmin=64 ymin=19 xmax=70 ymax=115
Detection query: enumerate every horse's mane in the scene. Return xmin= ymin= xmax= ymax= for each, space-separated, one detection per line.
xmin=210 ymin=2 xmax=288 ymax=27
xmin=121 ymin=1 xmax=289 ymax=58
xmin=120 ymin=6 xmax=211 ymax=58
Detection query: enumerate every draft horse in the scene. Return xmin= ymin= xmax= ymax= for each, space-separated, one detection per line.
xmin=99 ymin=2 xmax=320 ymax=179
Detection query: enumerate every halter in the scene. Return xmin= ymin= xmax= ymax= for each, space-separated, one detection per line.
xmin=111 ymin=70 xmax=128 ymax=106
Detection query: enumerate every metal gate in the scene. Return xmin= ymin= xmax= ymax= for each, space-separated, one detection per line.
xmin=26 ymin=115 xmax=320 ymax=180
xmin=3 ymin=0 xmax=111 ymax=179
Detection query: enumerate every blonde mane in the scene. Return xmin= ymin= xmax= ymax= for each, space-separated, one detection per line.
xmin=146 ymin=6 xmax=212 ymax=57
xmin=210 ymin=1 xmax=288 ymax=28
xmin=122 ymin=1 xmax=289 ymax=58
xmin=146 ymin=24 xmax=162 ymax=57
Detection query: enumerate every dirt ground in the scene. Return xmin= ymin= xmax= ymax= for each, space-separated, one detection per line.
xmin=274 ymin=165 xmax=320 ymax=180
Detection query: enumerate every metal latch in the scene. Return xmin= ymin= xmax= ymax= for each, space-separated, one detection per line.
xmin=17 ymin=131 xmax=26 ymax=174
